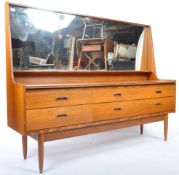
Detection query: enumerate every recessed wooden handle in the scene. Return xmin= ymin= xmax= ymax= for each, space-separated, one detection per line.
xmin=156 ymin=90 xmax=162 ymax=94
xmin=113 ymin=93 xmax=122 ymax=97
xmin=56 ymin=114 xmax=67 ymax=118
xmin=155 ymin=103 xmax=161 ymax=106
xmin=113 ymin=107 xmax=122 ymax=111
xmin=55 ymin=97 xmax=68 ymax=101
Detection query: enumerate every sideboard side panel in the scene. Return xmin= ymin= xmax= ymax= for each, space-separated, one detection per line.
xmin=5 ymin=2 xmax=26 ymax=134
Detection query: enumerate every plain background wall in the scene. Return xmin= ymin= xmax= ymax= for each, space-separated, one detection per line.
xmin=0 ymin=0 xmax=178 ymax=174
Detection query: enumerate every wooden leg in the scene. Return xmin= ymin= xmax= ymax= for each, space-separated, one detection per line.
xmin=77 ymin=51 xmax=82 ymax=70
xmin=38 ymin=134 xmax=44 ymax=174
xmin=22 ymin=135 xmax=27 ymax=159
xmin=104 ymin=42 xmax=107 ymax=70
xmin=164 ymin=115 xmax=168 ymax=141
xmin=140 ymin=125 xmax=143 ymax=135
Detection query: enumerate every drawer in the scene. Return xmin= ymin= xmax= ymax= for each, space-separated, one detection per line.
xmin=26 ymin=84 xmax=175 ymax=109
xmin=26 ymin=97 xmax=175 ymax=131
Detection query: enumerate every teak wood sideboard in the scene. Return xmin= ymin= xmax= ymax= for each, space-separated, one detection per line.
xmin=5 ymin=2 xmax=176 ymax=173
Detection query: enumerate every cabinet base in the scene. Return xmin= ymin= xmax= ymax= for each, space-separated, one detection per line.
xmin=23 ymin=114 xmax=168 ymax=173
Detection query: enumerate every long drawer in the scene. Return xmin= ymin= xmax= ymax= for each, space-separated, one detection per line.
xmin=26 ymin=97 xmax=175 ymax=131
xmin=26 ymin=84 xmax=175 ymax=109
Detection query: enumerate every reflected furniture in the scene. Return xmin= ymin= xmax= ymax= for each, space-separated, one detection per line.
xmin=76 ymin=38 xmax=113 ymax=70
xmin=82 ymin=18 xmax=105 ymax=39
xmin=5 ymin=2 xmax=176 ymax=174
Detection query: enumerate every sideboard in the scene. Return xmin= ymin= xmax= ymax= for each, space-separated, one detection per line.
xmin=5 ymin=2 xmax=176 ymax=173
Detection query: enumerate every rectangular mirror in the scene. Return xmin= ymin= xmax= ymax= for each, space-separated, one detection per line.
xmin=10 ymin=5 xmax=147 ymax=71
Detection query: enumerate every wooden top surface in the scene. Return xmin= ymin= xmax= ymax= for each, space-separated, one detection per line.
xmin=24 ymin=80 xmax=176 ymax=90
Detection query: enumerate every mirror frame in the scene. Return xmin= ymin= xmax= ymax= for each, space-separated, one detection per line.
xmin=6 ymin=2 xmax=157 ymax=78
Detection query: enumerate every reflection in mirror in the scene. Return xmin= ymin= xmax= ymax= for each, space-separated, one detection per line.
xmin=10 ymin=5 xmax=145 ymax=71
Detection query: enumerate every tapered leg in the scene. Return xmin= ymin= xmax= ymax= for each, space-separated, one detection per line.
xmin=140 ymin=125 xmax=143 ymax=135
xmin=164 ymin=115 xmax=168 ymax=141
xmin=38 ymin=134 xmax=44 ymax=174
xmin=22 ymin=135 xmax=27 ymax=159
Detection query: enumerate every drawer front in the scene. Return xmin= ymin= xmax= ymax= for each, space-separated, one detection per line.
xmin=26 ymin=84 xmax=175 ymax=109
xmin=26 ymin=97 xmax=175 ymax=131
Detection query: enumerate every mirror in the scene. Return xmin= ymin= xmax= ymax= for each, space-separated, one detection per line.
xmin=10 ymin=5 xmax=146 ymax=71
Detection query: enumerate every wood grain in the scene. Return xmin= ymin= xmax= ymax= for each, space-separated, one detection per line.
xmin=26 ymin=97 xmax=175 ymax=131
xmin=14 ymin=72 xmax=149 ymax=85
xmin=5 ymin=2 xmax=26 ymax=134
xmin=26 ymin=84 xmax=176 ymax=109
xmin=24 ymin=80 xmax=176 ymax=89
xmin=5 ymin=2 xmax=176 ymax=174
xmin=27 ymin=112 xmax=168 ymax=135
xmin=38 ymin=134 xmax=44 ymax=174
xmin=43 ymin=115 xmax=165 ymax=142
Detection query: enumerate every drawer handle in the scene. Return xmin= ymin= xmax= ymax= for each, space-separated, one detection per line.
xmin=55 ymin=97 xmax=68 ymax=101
xmin=113 ymin=93 xmax=122 ymax=97
xmin=155 ymin=103 xmax=162 ymax=106
xmin=56 ymin=114 xmax=67 ymax=118
xmin=156 ymin=90 xmax=162 ymax=94
xmin=113 ymin=107 xmax=122 ymax=111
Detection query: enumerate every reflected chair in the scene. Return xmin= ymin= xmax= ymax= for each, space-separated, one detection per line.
xmin=82 ymin=18 xmax=105 ymax=39
xmin=76 ymin=38 xmax=114 ymax=70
